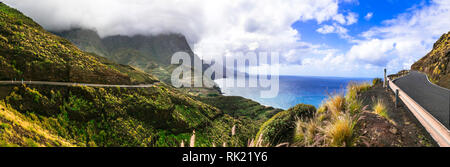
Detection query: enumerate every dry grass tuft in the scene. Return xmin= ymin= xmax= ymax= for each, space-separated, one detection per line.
xmin=326 ymin=95 xmax=346 ymax=117
xmin=326 ymin=113 xmax=355 ymax=147
xmin=180 ymin=140 xmax=185 ymax=147
xmin=373 ymin=99 xmax=389 ymax=119
xmin=248 ymin=133 xmax=269 ymax=147
xmin=190 ymin=130 xmax=196 ymax=147
xmin=292 ymin=82 xmax=373 ymax=147
xmin=293 ymin=116 xmax=323 ymax=146
xmin=231 ymin=125 xmax=236 ymax=136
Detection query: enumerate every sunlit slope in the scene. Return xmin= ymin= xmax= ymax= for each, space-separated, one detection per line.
xmin=412 ymin=31 xmax=450 ymax=89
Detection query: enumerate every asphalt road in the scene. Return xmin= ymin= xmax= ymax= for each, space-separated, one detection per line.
xmin=394 ymin=71 xmax=450 ymax=129
xmin=0 ymin=80 xmax=158 ymax=88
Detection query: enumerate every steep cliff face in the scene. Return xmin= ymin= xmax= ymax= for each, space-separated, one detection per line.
xmin=56 ymin=29 xmax=206 ymax=84
xmin=55 ymin=28 xmax=109 ymax=58
xmin=411 ymin=32 xmax=450 ymax=89
xmin=103 ymin=33 xmax=195 ymax=65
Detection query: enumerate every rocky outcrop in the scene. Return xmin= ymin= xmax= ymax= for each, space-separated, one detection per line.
xmin=411 ymin=32 xmax=450 ymax=89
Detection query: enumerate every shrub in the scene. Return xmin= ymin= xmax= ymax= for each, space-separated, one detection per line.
xmin=62 ymin=95 xmax=96 ymax=121
xmin=25 ymin=87 xmax=43 ymax=103
xmin=256 ymin=104 xmax=316 ymax=146
xmin=207 ymin=93 xmax=219 ymax=97
xmin=346 ymin=82 xmax=371 ymax=101
xmin=0 ymin=123 xmax=11 ymax=130
xmin=6 ymin=91 xmax=22 ymax=101
xmin=286 ymin=103 xmax=316 ymax=118
xmin=372 ymin=78 xmax=383 ymax=86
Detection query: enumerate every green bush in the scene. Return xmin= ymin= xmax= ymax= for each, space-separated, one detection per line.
xmin=207 ymin=93 xmax=219 ymax=97
xmin=0 ymin=123 xmax=11 ymax=130
xmin=372 ymin=78 xmax=383 ymax=86
xmin=62 ymin=95 xmax=96 ymax=121
xmin=255 ymin=104 xmax=316 ymax=146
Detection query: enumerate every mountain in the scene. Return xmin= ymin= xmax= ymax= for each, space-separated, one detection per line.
xmin=411 ymin=31 xmax=450 ymax=89
xmin=56 ymin=28 xmax=195 ymax=65
xmin=0 ymin=2 xmax=279 ymax=147
xmin=55 ymin=28 xmax=109 ymax=58
xmin=103 ymin=33 xmax=195 ymax=66
xmin=0 ymin=9 xmax=159 ymax=85
xmin=55 ymin=29 xmax=209 ymax=85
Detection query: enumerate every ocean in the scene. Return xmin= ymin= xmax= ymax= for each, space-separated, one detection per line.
xmin=215 ymin=76 xmax=372 ymax=110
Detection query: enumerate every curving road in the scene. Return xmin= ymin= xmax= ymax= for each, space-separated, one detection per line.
xmin=393 ymin=71 xmax=450 ymax=129
xmin=0 ymin=80 xmax=159 ymax=88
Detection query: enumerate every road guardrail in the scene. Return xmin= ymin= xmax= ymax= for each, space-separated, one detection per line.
xmin=387 ymin=77 xmax=450 ymax=147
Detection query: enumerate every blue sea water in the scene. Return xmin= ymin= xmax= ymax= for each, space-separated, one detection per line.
xmin=215 ymin=76 xmax=372 ymax=110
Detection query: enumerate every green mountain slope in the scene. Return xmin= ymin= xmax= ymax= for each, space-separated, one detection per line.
xmin=0 ymin=5 xmax=160 ymax=85
xmin=411 ymin=31 xmax=450 ymax=89
xmin=0 ymin=101 xmax=75 ymax=147
xmin=0 ymin=2 xmax=278 ymax=147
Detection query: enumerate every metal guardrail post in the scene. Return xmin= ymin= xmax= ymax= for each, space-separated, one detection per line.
xmin=395 ymin=89 xmax=399 ymax=108
xmin=387 ymin=80 xmax=390 ymax=90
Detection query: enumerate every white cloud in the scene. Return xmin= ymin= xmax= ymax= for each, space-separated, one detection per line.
xmin=345 ymin=12 xmax=358 ymax=25
xmin=317 ymin=25 xmax=336 ymax=34
xmin=316 ymin=23 xmax=350 ymax=39
xmin=3 ymin=0 xmax=351 ymax=65
xmin=350 ymin=0 xmax=450 ymax=72
xmin=301 ymin=0 xmax=450 ymax=77
xmin=332 ymin=12 xmax=358 ymax=25
xmin=364 ymin=12 xmax=373 ymax=20
xmin=347 ymin=39 xmax=395 ymax=66
xmin=317 ymin=11 xmax=356 ymax=40
xmin=332 ymin=14 xmax=347 ymax=25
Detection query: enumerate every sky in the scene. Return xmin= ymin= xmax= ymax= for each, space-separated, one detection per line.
xmin=3 ymin=0 xmax=450 ymax=78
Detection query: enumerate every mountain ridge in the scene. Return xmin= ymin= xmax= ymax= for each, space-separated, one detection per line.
xmin=54 ymin=29 xmax=205 ymax=84
xmin=411 ymin=31 xmax=450 ymax=89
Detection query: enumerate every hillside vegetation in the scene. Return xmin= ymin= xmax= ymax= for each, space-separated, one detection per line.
xmin=411 ymin=31 xmax=450 ymax=89
xmin=0 ymin=101 xmax=74 ymax=147
xmin=0 ymin=5 xmax=159 ymax=85
xmin=0 ymin=3 xmax=276 ymax=147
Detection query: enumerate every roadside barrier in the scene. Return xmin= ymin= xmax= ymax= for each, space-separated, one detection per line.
xmin=387 ymin=77 xmax=450 ymax=147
